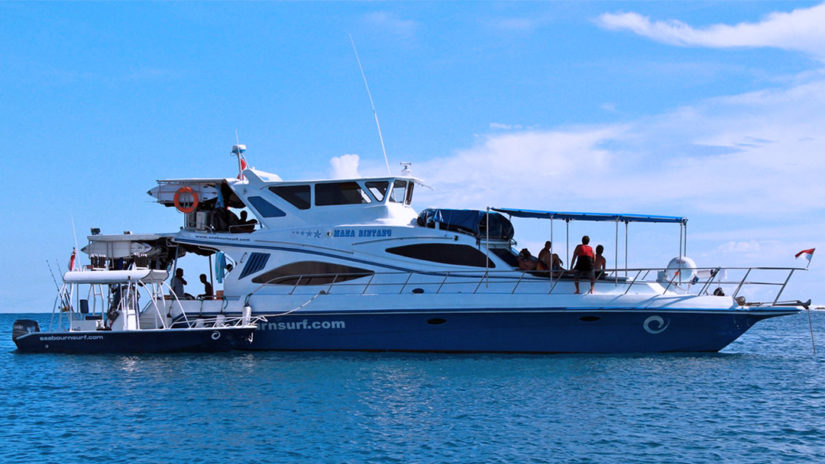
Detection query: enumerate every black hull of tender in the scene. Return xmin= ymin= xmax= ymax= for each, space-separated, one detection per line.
xmin=13 ymin=327 xmax=256 ymax=354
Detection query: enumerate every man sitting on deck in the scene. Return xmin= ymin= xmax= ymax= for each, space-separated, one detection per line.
xmin=537 ymin=241 xmax=564 ymax=275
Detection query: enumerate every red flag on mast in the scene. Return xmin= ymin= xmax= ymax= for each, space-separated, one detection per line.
xmin=795 ymin=248 xmax=815 ymax=267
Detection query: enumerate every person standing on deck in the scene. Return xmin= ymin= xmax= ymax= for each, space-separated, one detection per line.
xmin=171 ymin=268 xmax=187 ymax=298
xmin=570 ymin=236 xmax=596 ymax=294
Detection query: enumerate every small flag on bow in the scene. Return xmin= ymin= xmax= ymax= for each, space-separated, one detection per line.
xmin=795 ymin=248 xmax=815 ymax=268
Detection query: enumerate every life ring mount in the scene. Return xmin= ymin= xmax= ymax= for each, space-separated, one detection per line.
xmin=173 ymin=187 xmax=199 ymax=213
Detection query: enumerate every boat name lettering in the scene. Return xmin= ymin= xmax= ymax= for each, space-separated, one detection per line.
xmin=38 ymin=334 xmax=104 ymax=341
xmin=260 ymin=319 xmax=346 ymax=331
xmin=333 ymin=229 xmax=392 ymax=238
xmin=193 ymin=235 xmax=250 ymax=242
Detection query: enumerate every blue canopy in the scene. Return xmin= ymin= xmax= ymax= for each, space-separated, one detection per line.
xmin=492 ymin=208 xmax=686 ymax=224
xmin=417 ymin=208 xmax=515 ymax=240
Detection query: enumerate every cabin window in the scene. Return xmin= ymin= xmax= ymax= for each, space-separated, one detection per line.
xmin=389 ymin=180 xmax=407 ymax=203
xmin=239 ymin=253 xmax=270 ymax=279
xmin=365 ymin=181 xmax=388 ymax=202
xmin=270 ymin=185 xmax=311 ymax=210
xmin=315 ymin=182 xmax=371 ymax=206
xmin=405 ymin=182 xmax=414 ymax=205
xmin=251 ymin=261 xmax=374 ymax=285
xmin=491 ymin=248 xmax=519 ymax=268
xmin=385 ymin=244 xmax=495 ymax=268
xmin=247 ymin=196 xmax=286 ymax=218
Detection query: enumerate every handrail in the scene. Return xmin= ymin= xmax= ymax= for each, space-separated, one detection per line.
xmin=233 ymin=265 xmax=805 ymax=307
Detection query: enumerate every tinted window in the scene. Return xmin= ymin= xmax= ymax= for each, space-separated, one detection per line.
xmin=491 ymin=248 xmax=519 ymax=268
xmin=270 ymin=185 xmax=311 ymax=210
xmin=386 ymin=244 xmax=495 ymax=268
xmin=389 ymin=180 xmax=407 ymax=203
xmin=316 ymin=182 xmax=371 ymax=206
xmin=365 ymin=181 xmax=388 ymax=202
xmin=247 ymin=196 xmax=285 ymax=218
xmin=405 ymin=182 xmax=414 ymax=205
xmin=252 ymin=261 xmax=374 ymax=286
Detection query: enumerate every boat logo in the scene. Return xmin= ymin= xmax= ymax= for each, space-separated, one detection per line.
xmin=211 ymin=331 xmax=221 ymax=341
xmin=643 ymin=315 xmax=670 ymax=335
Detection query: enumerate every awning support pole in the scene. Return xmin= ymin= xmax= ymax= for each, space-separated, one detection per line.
xmin=679 ymin=223 xmax=683 ymax=285
xmin=625 ymin=221 xmax=629 ymax=278
xmin=614 ymin=220 xmax=618 ymax=283
xmin=485 ymin=207 xmax=490 ymax=288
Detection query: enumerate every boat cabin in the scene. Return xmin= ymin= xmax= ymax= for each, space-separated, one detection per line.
xmin=149 ymin=169 xmax=419 ymax=232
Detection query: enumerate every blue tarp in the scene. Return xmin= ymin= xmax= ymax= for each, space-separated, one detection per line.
xmin=417 ymin=209 xmax=515 ymax=240
xmin=492 ymin=208 xmax=686 ymax=224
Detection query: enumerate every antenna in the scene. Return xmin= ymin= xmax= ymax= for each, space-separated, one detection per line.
xmin=70 ymin=216 xmax=79 ymax=271
xmin=349 ymin=34 xmax=392 ymax=176
xmin=232 ymin=130 xmax=248 ymax=180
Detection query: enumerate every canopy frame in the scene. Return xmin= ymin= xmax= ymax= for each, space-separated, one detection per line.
xmin=491 ymin=207 xmax=688 ymax=280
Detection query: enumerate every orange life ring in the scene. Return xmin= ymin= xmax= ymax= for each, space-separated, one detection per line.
xmin=173 ymin=186 xmax=199 ymax=213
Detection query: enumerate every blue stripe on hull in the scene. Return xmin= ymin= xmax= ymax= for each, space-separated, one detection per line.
xmin=247 ymin=310 xmax=785 ymax=353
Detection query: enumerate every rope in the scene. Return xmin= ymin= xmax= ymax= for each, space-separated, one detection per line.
xmin=252 ymin=291 xmax=324 ymax=319
xmin=807 ymin=308 xmax=817 ymax=355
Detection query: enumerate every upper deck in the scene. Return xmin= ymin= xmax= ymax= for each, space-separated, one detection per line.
xmin=148 ymin=168 xmax=420 ymax=232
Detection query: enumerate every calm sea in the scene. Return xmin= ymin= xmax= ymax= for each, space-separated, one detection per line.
xmin=1 ymin=312 xmax=824 ymax=464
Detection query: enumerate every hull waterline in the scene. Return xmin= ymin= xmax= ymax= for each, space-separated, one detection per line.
xmin=240 ymin=307 xmax=796 ymax=353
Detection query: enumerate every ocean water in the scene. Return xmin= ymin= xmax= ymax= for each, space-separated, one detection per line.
xmin=1 ymin=312 xmax=825 ymax=464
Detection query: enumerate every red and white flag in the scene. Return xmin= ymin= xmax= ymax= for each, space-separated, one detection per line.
xmin=795 ymin=248 xmax=815 ymax=266
xmin=68 ymin=248 xmax=76 ymax=271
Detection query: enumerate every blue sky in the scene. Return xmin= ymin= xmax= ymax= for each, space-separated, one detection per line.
xmin=1 ymin=1 xmax=823 ymax=311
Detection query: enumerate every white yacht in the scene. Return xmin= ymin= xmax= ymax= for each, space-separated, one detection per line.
xmin=47 ymin=145 xmax=808 ymax=353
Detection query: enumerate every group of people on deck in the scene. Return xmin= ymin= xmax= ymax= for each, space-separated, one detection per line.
xmin=517 ymin=236 xmax=606 ymax=294
xmin=170 ymin=268 xmax=214 ymax=300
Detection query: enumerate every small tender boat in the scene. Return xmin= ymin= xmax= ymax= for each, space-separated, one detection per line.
xmin=12 ymin=268 xmax=264 ymax=353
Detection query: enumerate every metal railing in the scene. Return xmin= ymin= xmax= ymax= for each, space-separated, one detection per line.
xmin=169 ymin=314 xmax=266 ymax=329
xmin=244 ymin=265 xmax=805 ymax=305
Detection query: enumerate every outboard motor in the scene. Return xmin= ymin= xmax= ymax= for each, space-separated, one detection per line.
xmin=12 ymin=319 xmax=40 ymax=341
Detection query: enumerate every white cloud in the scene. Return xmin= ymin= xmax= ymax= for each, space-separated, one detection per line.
xmin=412 ymin=77 xmax=825 ymax=218
xmin=363 ymin=12 xmax=418 ymax=39
xmin=489 ymin=122 xmax=523 ymax=131
xmin=597 ymin=3 xmax=825 ymax=59
xmin=329 ymin=154 xmax=361 ymax=179
xmin=414 ymin=127 xmax=620 ymax=209
xmin=718 ymin=240 xmax=762 ymax=254
xmin=492 ymin=17 xmax=544 ymax=33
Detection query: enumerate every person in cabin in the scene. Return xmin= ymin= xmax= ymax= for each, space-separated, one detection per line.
xmin=595 ymin=244 xmax=607 ymax=278
xmin=237 ymin=210 xmax=258 ymax=232
xmin=517 ymin=248 xmax=538 ymax=271
xmin=537 ymin=241 xmax=564 ymax=274
xmin=171 ymin=268 xmax=187 ymax=298
xmin=227 ymin=209 xmax=241 ymax=232
xmin=570 ymin=236 xmax=596 ymax=294
xmin=199 ymin=274 xmax=213 ymax=300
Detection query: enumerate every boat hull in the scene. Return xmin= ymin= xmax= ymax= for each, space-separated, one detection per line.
xmin=244 ymin=308 xmax=796 ymax=353
xmin=13 ymin=327 xmax=256 ymax=354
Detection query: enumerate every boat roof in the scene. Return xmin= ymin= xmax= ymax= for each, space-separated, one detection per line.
xmin=492 ymin=208 xmax=686 ymax=224
xmin=155 ymin=178 xmax=231 ymax=184
xmin=63 ymin=269 xmax=170 ymax=284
